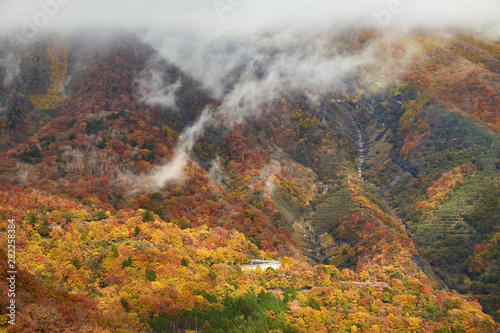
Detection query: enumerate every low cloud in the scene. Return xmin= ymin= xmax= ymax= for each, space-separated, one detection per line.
xmin=136 ymin=28 xmax=422 ymax=189
xmin=219 ymin=35 xmax=379 ymax=125
xmin=144 ymin=32 xmax=254 ymax=99
xmin=261 ymin=160 xmax=282 ymax=195
xmin=0 ymin=38 xmax=21 ymax=86
xmin=152 ymin=107 xmax=215 ymax=186
xmin=2 ymin=0 xmax=499 ymax=192
xmin=208 ymin=156 xmax=226 ymax=185
xmin=151 ymin=29 xmax=410 ymax=127
xmin=129 ymin=107 xmax=216 ymax=193
xmin=137 ymin=59 xmax=182 ymax=109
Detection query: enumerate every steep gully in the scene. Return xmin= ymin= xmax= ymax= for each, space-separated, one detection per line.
xmin=294 ymin=98 xmax=369 ymax=265
xmin=292 ymin=98 xmax=452 ymax=291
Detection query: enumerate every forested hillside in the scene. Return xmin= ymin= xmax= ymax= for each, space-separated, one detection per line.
xmin=0 ymin=29 xmax=499 ymax=332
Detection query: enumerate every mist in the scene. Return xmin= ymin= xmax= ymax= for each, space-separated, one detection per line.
xmin=137 ymin=28 xmax=418 ymax=189
xmin=1 ymin=0 xmax=499 ymax=190
xmin=0 ymin=52 xmax=19 ymax=86
xmin=1 ymin=0 xmax=500 ymax=39
xmin=0 ymin=37 xmax=22 ymax=86
xmin=136 ymin=56 xmax=182 ymax=109
xmin=128 ymin=107 xmax=217 ymax=193
xmin=152 ymin=107 xmax=215 ymax=186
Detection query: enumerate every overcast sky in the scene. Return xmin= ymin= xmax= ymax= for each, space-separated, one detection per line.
xmin=1 ymin=0 xmax=500 ymax=39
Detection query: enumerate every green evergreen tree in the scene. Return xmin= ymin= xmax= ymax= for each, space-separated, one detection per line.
xmin=145 ymin=268 xmax=157 ymax=282
xmin=142 ymin=210 xmax=155 ymax=222
xmin=38 ymin=218 xmax=50 ymax=237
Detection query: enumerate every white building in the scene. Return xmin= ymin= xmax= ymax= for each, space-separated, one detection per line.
xmin=241 ymin=260 xmax=281 ymax=271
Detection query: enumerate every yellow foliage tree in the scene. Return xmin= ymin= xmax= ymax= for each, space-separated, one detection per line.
xmin=29 ymin=41 xmax=71 ymax=111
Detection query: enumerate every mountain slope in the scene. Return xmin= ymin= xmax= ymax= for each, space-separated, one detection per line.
xmin=0 ymin=30 xmax=499 ymax=331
